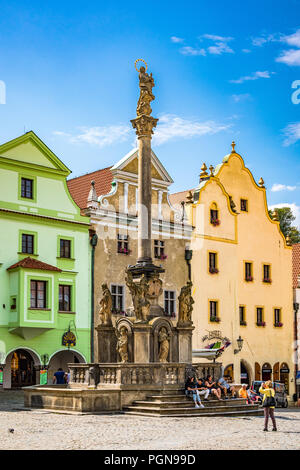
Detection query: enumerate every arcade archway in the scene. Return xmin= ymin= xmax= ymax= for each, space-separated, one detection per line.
xmin=4 ymin=348 xmax=41 ymax=388
xmin=47 ymin=350 xmax=86 ymax=383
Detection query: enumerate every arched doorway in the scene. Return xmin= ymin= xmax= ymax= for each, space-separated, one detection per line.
xmin=280 ymin=363 xmax=290 ymax=393
xmin=224 ymin=364 xmax=234 ymax=383
xmin=47 ymin=350 xmax=86 ymax=384
xmin=255 ymin=362 xmax=261 ymax=381
xmin=262 ymin=363 xmax=272 ymax=381
xmin=10 ymin=349 xmax=36 ymax=388
xmin=240 ymin=361 xmax=250 ymax=384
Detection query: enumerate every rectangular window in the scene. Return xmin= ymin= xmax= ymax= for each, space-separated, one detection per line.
xmin=245 ymin=262 xmax=253 ymax=281
xmin=59 ymin=285 xmax=71 ymax=312
xmin=209 ymin=301 xmax=219 ymax=322
xmin=22 ymin=234 xmax=34 ymax=254
xmin=111 ymin=285 xmax=124 ymax=313
xmin=240 ymin=199 xmax=248 ymax=212
xmin=239 ymin=306 xmax=246 ymax=325
xmin=30 ymin=281 xmax=47 ymax=309
xmin=117 ymin=234 xmax=129 ymax=254
xmin=60 ymin=239 xmax=71 ymax=258
xmin=164 ymin=290 xmax=176 ymax=316
xmin=21 ymin=178 xmax=33 ymax=199
xmin=256 ymin=307 xmax=264 ymax=325
xmin=209 ymin=252 xmax=218 ymax=273
xmin=263 ymin=264 xmax=271 ymax=283
xmin=274 ymin=308 xmax=281 ymax=325
xmin=154 ymin=240 xmax=165 ymax=259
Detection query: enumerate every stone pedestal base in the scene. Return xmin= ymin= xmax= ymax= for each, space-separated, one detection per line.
xmin=132 ymin=323 xmax=152 ymax=363
xmin=96 ymin=326 xmax=117 ymax=363
xmin=176 ymin=325 xmax=194 ymax=363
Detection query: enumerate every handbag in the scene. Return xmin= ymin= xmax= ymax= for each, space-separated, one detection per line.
xmin=262 ymin=391 xmax=276 ymax=407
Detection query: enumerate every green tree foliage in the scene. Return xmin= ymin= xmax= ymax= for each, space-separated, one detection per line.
xmin=268 ymin=207 xmax=300 ymax=243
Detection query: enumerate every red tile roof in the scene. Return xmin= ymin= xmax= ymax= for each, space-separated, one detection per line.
xmin=67 ymin=167 xmax=113 ymax=209
xmin=292 ymin=244 xmax=300 ymax=288
xmin=7 ymin=257 xmax=62 ymax=272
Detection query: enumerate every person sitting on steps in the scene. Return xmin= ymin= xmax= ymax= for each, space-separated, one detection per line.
xmin=185 ymin=376 xmax=205 ymax=408
xmin=205 ymin=375 xmax=222 ymax=401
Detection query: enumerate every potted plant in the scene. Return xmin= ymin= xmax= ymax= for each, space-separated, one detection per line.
xmin=274 ymin=322 xmax=283 ymax=327
xmin=263 ymin=277 xmax=272 ymax=283
xmin=211 ymin=219 xmax=220 ymax=226
xmin=256 ymin=321 xmax=266 ymax=327
xmin=209 ymin=267 xmax=219 ymax=274
xmin=245 ymin=276 xmax=253 ymax=282
xmin=160 ymin=254 xmax=167 ymax=260
xmin=240 ymin=320 xmax=247 ymax=326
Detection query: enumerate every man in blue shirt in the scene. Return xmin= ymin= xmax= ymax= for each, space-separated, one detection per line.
xmin=53 ymin=368 xmax=66 ymax=385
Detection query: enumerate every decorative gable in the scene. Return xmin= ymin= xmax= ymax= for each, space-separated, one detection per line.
xmin=0 ymin=131 xmax=70 ymax=175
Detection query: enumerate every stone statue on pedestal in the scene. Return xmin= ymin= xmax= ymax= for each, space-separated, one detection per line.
xmin=177 ymin=281 xmax=194 ymax=326
xmin=98 ymin=283 xmax=113 ymax=326
xmin=116 ymin=326 xmax=129 ymax=363
xmin=125 ymin=270 xmax=150 ymax=322
xmin=158 ymin=327 xmax=170 ymax=362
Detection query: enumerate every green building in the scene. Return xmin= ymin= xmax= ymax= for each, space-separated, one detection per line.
xmin=0 ymin=131 xmax=91 ymax=388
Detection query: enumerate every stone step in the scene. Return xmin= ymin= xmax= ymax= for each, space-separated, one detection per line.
xmin=132 ymin=399 xmax=247 ymax=408
xmin=124 ymin=408 xmax=264 ymax=418
xmin=146 ymin=396 xmax=247 ymax=406
xmin=123 ymin=404 xmax=261 ymax=415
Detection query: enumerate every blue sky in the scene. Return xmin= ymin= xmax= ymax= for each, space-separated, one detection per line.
xmin=0 ymin=0 xmax=300 ymax=225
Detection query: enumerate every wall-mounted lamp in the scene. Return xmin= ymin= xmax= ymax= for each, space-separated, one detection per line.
xmin=185 ymin=246 xmax=193 ymax=281
xmin=234 ymin=335 xmax=244 ymax=354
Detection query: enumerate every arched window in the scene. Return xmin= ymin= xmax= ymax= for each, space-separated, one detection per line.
xmin=262 ymin=362 xmax=272 ymax=381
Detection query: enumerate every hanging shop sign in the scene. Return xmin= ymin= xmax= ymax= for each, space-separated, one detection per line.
xmin=0 ymin=369 xmax=3 ymax=385
xmin=62 ymin=330 xmax=76 ymax=348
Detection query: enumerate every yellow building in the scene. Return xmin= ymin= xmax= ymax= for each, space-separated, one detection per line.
xmin=172 ymin=143 xmax=293 ymax=394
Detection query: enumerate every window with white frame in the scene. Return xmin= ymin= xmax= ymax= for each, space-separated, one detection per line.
xmin=111 ymin=285 xmax=125 ymax=313
xmin=164 ymin=290 xmax=176 ymax=317
xmin=154 ymin=240 xmax=165 ymax=259
xmin=117 ymin=234 xmax=129 ymax=254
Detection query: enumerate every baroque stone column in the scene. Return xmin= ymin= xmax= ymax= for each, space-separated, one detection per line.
xmin=129 ymin=60 xmax=163 ymax=279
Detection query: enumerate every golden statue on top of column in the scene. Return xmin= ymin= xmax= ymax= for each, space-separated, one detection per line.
xmin=135 ymin=59 xmax=155 ymax=117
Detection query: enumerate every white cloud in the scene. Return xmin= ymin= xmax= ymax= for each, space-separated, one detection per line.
xmin=201 ymin=34 xmax=233 ymax=42
xmin=282 ymin=122 xmax=300 ymax=146
xmin=208 ymin=42 xmax=234 ymax=55
xmin=54 ymin=125 xmax=131 ymax=148
xmin=180 ymin=46 xmax=206 ymax=56
xmin=231 ymin=93 xmax=252 ymax=102
xmin=251 ymin=33 xmax=283 ymax=47
xmin=282 ymin=29 xmax=300 ymax=48
xmin=230 ymin=70 xmax=274 ymax=84
xmin=152 ymin=114 xmax=231 ymax=146
xmin=171 ymin=36 xmax=184 ymax=43
xmin=269 ymin=202 xmax=300 ymax=229
xmin=242 ymin=49 xmax=251 ymax=53
xmin=271 ymin=183 xmax=297 ymax=192
xmin=276 ymin=48 xmax=300 ymax=66
xmin=179 ymin=33 xmax=234 ymax=57
xmin=275 ymin=30 xmax=300 ymax=66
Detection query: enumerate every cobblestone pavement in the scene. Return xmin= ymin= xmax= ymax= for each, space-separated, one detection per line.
xmin=0 ymin=391 xmax=299 ymax=450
